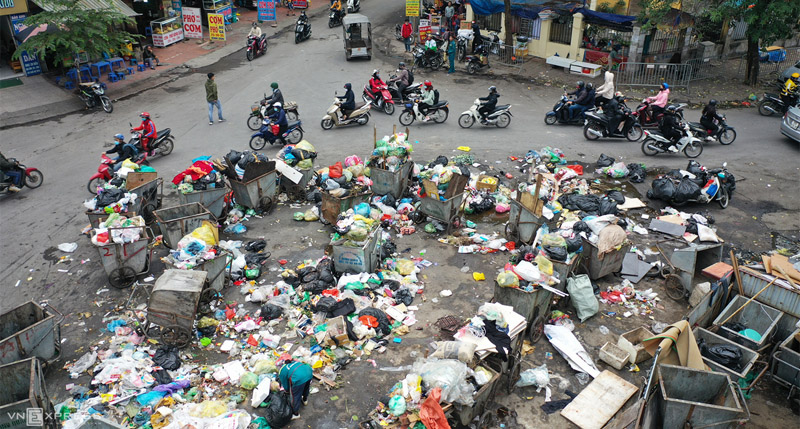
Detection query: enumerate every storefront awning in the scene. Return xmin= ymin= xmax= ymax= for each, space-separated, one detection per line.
xmin=31 ymin=0 xmax=140 ymax=17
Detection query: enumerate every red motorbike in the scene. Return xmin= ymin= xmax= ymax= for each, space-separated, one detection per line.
xmin=0 ymin=158 xmax=43 ymax=195
xmin=246 ymin=35 xmax=268 ymax=61
xmin=633 ymin=100 xmax=687 ymax=128
xmin=362 ymin=83 xmax=395 ymax=115
xmin=87 ymin=153 xmax=147 ymax=194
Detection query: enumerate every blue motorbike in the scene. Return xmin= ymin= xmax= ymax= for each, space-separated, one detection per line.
xmin=249 ymin=120 xmax=304 ymax=150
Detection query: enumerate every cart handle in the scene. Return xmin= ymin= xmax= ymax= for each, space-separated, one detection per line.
xmin=39 ymin=301 xmax=65 ymax=325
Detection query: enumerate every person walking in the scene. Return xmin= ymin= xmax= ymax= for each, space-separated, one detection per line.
xmin=444 ymin=2 xmax=455 ymax=31
xmin=447 ymin=34 xmax=456 ymax=74
xmin=278 ymin=358 xmax=313 ymax=420
xmin=205 ymin=73 xmax=225 ymax=125
xmin=401 ymin=18 xmax=413 ymax=52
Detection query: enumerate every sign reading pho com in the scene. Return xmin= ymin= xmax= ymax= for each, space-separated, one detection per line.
xmin=208 ymin=13 xmax=226 ymax=41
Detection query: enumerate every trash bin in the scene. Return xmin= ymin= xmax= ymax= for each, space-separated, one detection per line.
xmin=321 ymin=190 xmax=373 ymax=225
xmin=154 ymin=203 xmax=214 ymax=249
xmin=505 ymin=198 xmax=561 ymax=245
xmin=280 ymin=167 xmax=316 ymax=201
xmin=95 ymin=225 xmax=152 ymax=289
xmin=177 ymin=186 xmax=228 ymax=220
xmin=580 ymin=238 xmax=631 ymax=280
xmin=331 ymin=227 xmax=381 ymax=274
xmin=693 ymin=327 xmax=758 ymax=380
xmin=771 ymin=329 xmax=800 ymax=390
xmin=229 ymin=170 xmax=278 ymax=213
xmin=0 ymin=301 xmax=62 ymax=365
xmin=369 ymin=162 xmax=413 ymax=199
xmin=713 ymin=295 xmax=783 ymax=351
xmin=0 ymin=358 xmax=57 ymax=429
xmin=164 ymin=251 xmax=230 ymax=292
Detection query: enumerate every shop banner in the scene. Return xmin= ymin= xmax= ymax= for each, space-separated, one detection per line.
xmin=171 ymin=0 xmax=182 ymax=11
xmin=292 ymin=0 xmax=308 ymax=8
xmin=208 ymin=13 xmax=226 ymax=41
xmin=10 ymin=13 xmax=41 ymax=76
xmin=405 ymin=0 xmax=419 ymax=17
xmin=419 ymin=19 xmax=431 ymax=42
xmin=183 ymin=7 xmax=202 ymax=39
xmin=258 ymin=0 xmax=275 ymax=22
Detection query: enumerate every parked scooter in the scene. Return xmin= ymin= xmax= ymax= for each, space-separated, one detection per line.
xmin=77 ymin=81 xmax=113 ymax=113
xmin=399 ymin=98 xmax=449 ymax=125
xmin=249 ymin=119 xmax=304 ymax=150
xmin=545 ymin=92 xmax=596 ymax=125
xmin=329 ymin=8 xmax=344 ymax=28
xmin=413 ymin=45 xmax=443 ymax=70
xmin=87 ymin=153 xmax=147 ymax=194
xmin=362 ymin=83 xmax=395 ymax=115
xmin=458 ymin=99 xmax=512 ymax=128
xmin=246 ymin=35 xmax=268 ymax=61
xmin=347 ymin=0 xmax=360 ymax=13
xmin=0 ymin=158 xmax=43 ymax=195
xmin=320 ymin=96 xmax=371 ymax=130
xmin=640 ymin=123 xmax=703 ymax=158
xmin=128 ymin=123 xmax=175 ymax=159
xmin=456 ymin=35 xmax=469 ymax=62
xmin=465 ymin=47 xmax=490 ymax=74
xmin=295 ymin=15 xmax=311 ymax=43
xmin=687 ymin=115 xmax=736 ymax=145
xmin=758 ymin=88 xmax=796 ymax=116
xmin=583 ymin=108 xmax=643 ymax=141
xmin=632 ymin=100 xmax=686 ymax=128
xmin=650 ymin=162 xmax=735 ymax=209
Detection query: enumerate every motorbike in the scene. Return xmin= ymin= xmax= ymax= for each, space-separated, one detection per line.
xmin=128 ymin=123 xmax=175 ymax=159
xmin=679 ymin=163 xmax=734 ymax=208
xmin=758 ymin=88 xmax=796 ymax=116
xmin=545 ymin=93 xmax=596 ymax=125
xmin=87 ymin=153 xmax=147 ymax=194
xmin=640 ymin=123 xmax=703 ymax=158
xmin=347 ymin=0 xmax=360 ymax=13
xmin=329 ymin=8 xmax=344 ymax=28
xmin=458 ymin=98 xmax=512 ymax=128
xmin=413 ymin=45 xmax=443 ymax=70
xmin=248 ymin=98 xmax=300 ymax=130
xmin=78 ymin=81 xmax=113 ymax=113
xmin=465 ymin=48 xmax=490 ymax=74
xmin=320 ymin=96 xmax=371 ymax=130
xmin=295 ymin=17 xmax=311 ymax=43
xmin=399 ymin=98 xmax=449 ymax=125
xmin=387 ymin=77 xmax=422 ymax=103
xmin=632 ymin=100 xmax=686 ymax=128
xmin=0 ymin=159 xmax=43 ymax=195
xmin=456 ymin=35 xmax=469 ymax=62
xmin=687 ymin=115 xmax=736 ymax=145
xmin=246 ymin=35 xmax=268 ymax=61
xmin=395 ymin=24 xmax=404 ymax=41
xmin=362 ymin=83 xmax=395 ymax=115
xmin=249 ymin=119 xmax=304 ymax=150
xmin=583 ymin=108 xmax=643 ymax=141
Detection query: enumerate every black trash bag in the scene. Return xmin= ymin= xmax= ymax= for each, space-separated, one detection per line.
xmin=381 ymin=279 xmax=401 ymax=291
xmin=193 ymin=182 xmax=208 ymax=191
xmin=428 ymin=155 xmax=448 ymax=169
xmin=723 ymin=322 xmax=747 ymax=333
xmin=606 ymin=190 xmax=625 ymax=205
xmin=245 ymin=253 xmax=270 ymax=267
xmin=260 ymin=304 xmax=284 ymax=321
xmin=573 ymin=221 xmax=591 ymax=234
xmin=566 ymin=236 xmax=583 ymax=253
xmin=648 ymin=177 xmax=676 ymax=201
xmin=469 ymin=195 xmax=496 ymax=213
xmin=599 ymin=197 xmax=619 ymax=216
xmin=306 ymin=188 xmax=322 ymax=203
xmin=617 ymin=218 xmax=628 ymax=229
xmin=666 ymin=169 xmax=683 ymax=180
xmin=328 ymin=298 xmax=356 ymax=317
xmin=358 ymin=308 xmax=391 ymax=336
xmin=544 ymin=246 xmax=568 ymax=261
xmin=263 ymin=391 xmax=294 ymax=428
xmin=96 ymin=188 xmax=125 ymax=207
xmin=314 ymin=296 xmax=338 ymax=314
xmin=457 ymin=164 xmax=471 ymax=177
xmin=291 ymin=148 xmax=317 ymax=162
xmin=724 ymin=172 xmax=736 ymax=192
xmin=109 ymin=177 xmax=125 ymax=188
xmin=596 ymin=153 xmax=615 ymax=167
xmin=673 ymin=177 xmax=702 ymax=205
xmin=153 ymin=345 xmax=182 ymax=370
xmin=197 ymin=323 xmax=217 ymax=337
xmin=686 ymin=160 xmax=704 ymax=177
xmin=381 ymin=194 xmax=397 ymax=208
xmin=283 ymin=271 xmax=300 ymax=286
xmin=303 ymin=280 xmax=327 ymax=295
xmin=226 ymin=150 xmax=243 ymax=166
xmin=394 ymin=288 xmax=414 ymax=306
xmin=558 ymin=193 xmax=600 ymax=213
xmin=317 ymin=258 xmax=334 ymax=273
xmin=380 ymin=240 xmax=397 ymax=261
xmin=318 ymin=270 xmax=335 ymax=286
xmin=699 ymin=338 xmax=743 ymax=370
xmin=245 ymin=240 xmax=267 ymax=252
xmin=685 ymin=217 xmax=699 ymax=234
xmin=299 ymin=267 xmax=319 ymax=283
xmin=152 ymin=369 xmax=173 ymax=385
xmin=628 ymin=163 xmax=646 ymax=183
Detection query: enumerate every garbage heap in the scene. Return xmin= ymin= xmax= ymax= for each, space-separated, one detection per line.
xmin=171 ymin=157 xmax=227 ymax=194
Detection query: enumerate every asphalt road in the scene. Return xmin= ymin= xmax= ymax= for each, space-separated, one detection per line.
xmin=0 ymin=0 xmax=799 ymax=426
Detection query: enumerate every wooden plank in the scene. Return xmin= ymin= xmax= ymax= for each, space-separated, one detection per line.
xmin=125 ymin=171 xmax=158 ymax=190
xmin=561 ymin=370 xmax=638 ymax=429
xmin=422 ymin=179 xmax=439 ymax=200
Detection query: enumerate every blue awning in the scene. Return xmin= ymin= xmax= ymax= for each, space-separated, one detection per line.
xmin=576 ymin=7 xmax=636 ymax=27
xmin=469 ymin=0 xmax=583 ymax=17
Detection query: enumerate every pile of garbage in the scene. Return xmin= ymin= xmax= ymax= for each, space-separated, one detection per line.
xmin=171 ymin=157 xmax=226 ymax=194
xmin=418 ymin=156 xmax=470 ymax=200
xmin=331 ymin=205 xmax=380 ymax=246
xmin=367 ymin=132 xmax=414 ymax=172
xmin=89 ymin=214 xmax=146 ymax=246
xmin=315 ymin=155 xmax=372 ymax=198
xmin=161 ymin=222 xmax=225 ymax=270
xmin=646 ymin=160 xmax=735 ymax=206
xmin=595 ymin=154 xmax=646 ymax=182
xmin=84 ymin=186 xmax=139 ymax=215
xmin=277 ymin=140 xmax=317 ymax=170
xmin=224 ymin=150 xmax=270 ymax=181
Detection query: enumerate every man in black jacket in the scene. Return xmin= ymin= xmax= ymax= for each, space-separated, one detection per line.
xmin=700 ymin=99 xmax=723 ymax=141
xmin=265 ymin=82 xmax=284 ymax=106
xmin=478 ymin=86 xmax=498 ymax=122
xmin=659 ymin=105 xmax=683 ymax=150
xmin=105 ymin=133 xmax=139 ymax=171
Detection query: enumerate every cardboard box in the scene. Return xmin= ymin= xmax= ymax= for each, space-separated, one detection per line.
xmin=476 ymin=174 xmax=498 ymax=193
xmin=126 ymin=171 xmax=158 ymax=190
xmin=617 ymin=326 xmax=654 ymax=364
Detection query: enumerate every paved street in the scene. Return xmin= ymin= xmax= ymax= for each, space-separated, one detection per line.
xmin=1 ymin=0 xmax=799 ymax=427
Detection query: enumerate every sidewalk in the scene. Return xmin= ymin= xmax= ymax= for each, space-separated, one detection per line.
xmin=0 ymin=4 xmax=327 ymax=129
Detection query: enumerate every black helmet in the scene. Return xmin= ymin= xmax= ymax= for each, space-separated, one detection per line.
xmin=666 ymin=105 xmax=678 ymax=113
xmin=398 ymin=62 xmax=406 ymax=68
xmin=709 ymin=99 xmax=718 ymax=106
xmin=344 ymin=83 xmax=351 ymax=90
xmin=252 ymin=22 xmax=257 ymax=28
xmin=576 ymin=80 xmax=585 ymax=89
xmin=586 ymin=82 xmax=594 ymax=91
xmin=488 ymin=86 xmax=497 ymax=93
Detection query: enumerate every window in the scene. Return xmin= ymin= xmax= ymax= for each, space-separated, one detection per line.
xmin=475 ymin=13 xmax=502 ymax=32
xmin=520 ymin=17 xmax=541 ymax=40
xmin=549 ymin=15 xmax=573 ymax=45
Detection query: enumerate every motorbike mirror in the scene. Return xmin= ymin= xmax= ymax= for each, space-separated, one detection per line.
xmin=129 ymin=122 xmax=132 ymax=127
xmin=722 ymin=162 xmax=727 ymax=168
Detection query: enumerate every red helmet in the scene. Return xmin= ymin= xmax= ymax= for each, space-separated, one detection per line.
xmin=424 ymin=80 xmax=433 ymax=89
xmin=140 ymin=112 xmax=150 ymax=119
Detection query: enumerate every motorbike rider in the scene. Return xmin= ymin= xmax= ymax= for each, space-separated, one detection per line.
xmin=417 ymin=81 xmax=435 ymax=121
xmin=337 ymin=83 xmax=356 ymax=119
xmin=566 ymin=81 xmax=591 ymax=120
xmin=131 ymin=112 xmax=156 ymax=156
xmin=659 ymin=105 xmax=683 ymax=151
xmin=368 ymin=70 xmax=385 ymax=102
xmin=780 ymin=72 xmax=799 ymax=108
xmin=390 ymin=62 xmax=410 ymax=98
xmin=0 ymin=151 xmax=22 ymax=192
xmin=268 ymin=102 xmax=289 ymax=142
xmin=249 ymin=22 xmax=262 ymax=38
xmin=330 ymin=0 xmax=343 ymax=21
xmin=471 ymin=21 xmax=482 ymax=54
xmin=478 ymin=86 xmax=499 ymax=123
xmin=595 ymin=68 xmax=615 ymax=108
xmin=424 ymin=36 xmax=439 ymax=63
xmin=605 ymin=91 xmax=626 ymax=135
xmin=645 ymin=82 xmax=670 ymax=119
xmin=700 ymin=99 xmax=724 ymax=141
xmin=105 ymin=133 xmax=139 ymax=171
xmin=265 ymin=82 xmax=284 ymax=106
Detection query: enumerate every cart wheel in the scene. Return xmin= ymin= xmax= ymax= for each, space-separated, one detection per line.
xmin=507 ymin=354 xmax=522 ymax=394
xmin=108 ymin=266 xmax=137 ymax=289
xmin=411 ymin=211 xmax=426 ymax=225
xmin=478 ymin=410 xmax=495 ymax=428
xmin=161 ymin=325 xmax=192 ymax=348
xmin=660 ymin=265 xmax=673 ymax=279
xmin=199 ymin=288 xmax=221 ymax=311
xmin=142 ymin=202 xmax=158 ymax=224
xmin=530 ymin=315 xmax=546 ymax=344
xmin=446 ymin=214 xmax=461 ymax=234
xmin=505 ymin=223 xmax=519 ymax=243
xmin=664 ymin=274 xmax=685 ymax=301
xmin=258 ymin=196 xmax=273 ymax=214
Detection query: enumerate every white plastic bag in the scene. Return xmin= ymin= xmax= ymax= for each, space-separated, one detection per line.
xmin=250 ymin=377 xmax=271 ymax=407
xmin=515 ymin=364 xmax=550 ymax=392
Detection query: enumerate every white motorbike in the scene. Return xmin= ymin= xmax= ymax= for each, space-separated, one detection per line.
xmin=641 ymin=123 xmax=703 ymax=158
xmin=347 ymin=0 xmax=360 ymax=13
xmin=458 ymin=99 xmax=512 ymax=128
xmin=398 ymin=99 xmax=449 ymax=125
xmin=320 ymin=97 xmax=371 ymax=130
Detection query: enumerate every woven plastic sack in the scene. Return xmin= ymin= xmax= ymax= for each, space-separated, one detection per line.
xmin=567 ymin=274 xmax=598 ymax=322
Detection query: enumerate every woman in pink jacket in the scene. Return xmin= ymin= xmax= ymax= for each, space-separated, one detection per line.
xmin=646 ymin=82 xmax=670 ymax=117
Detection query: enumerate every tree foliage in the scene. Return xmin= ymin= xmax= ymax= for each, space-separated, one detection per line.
xmin=637 ymin=0 xmax=673 ymax=32
xmin=710 ymin=0 xmax=800 ymax=85
xmin=12 ymin=0 xmax=140 ymax=68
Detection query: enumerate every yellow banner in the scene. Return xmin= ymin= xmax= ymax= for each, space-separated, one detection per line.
xmin=208 ymin=13 xmax=226 ymax=41
xmin=405 ymin=0 xmax=419 ymax=17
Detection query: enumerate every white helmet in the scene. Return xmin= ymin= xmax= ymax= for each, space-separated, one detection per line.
xmin=273 ymin=102 xmax=282 ymax=108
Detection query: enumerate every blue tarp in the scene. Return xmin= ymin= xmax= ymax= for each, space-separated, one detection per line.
xmin=576 ymin=7 xmax=636 ymax=26
xmin=470 ymin=0 xmax=636 ymax=28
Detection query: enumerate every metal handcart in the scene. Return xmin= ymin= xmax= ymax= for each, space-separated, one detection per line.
xmin=94 ymin=225 xmax=152 ymax=289
xmin=153 ymin=203 xmax=214 ymax=249
xmin=320 ymin=189 xmax=373 ymax=225
xmin=144 ymin=269 xmax=208 ymax=348
xmin=441 ymin=365 xmax=502 ymax=427
xmin=414 ymin=173 xmax=469 ymax=234
xmin=505 ymin=174 xmax=561 ymax=244
xmin=177 ymin=185 xmax=229 ymax=220
xmin=280 ymin=166 xmax=316 ymax=202
xmin=369 ymin=161 xmax=413 ymax=199
xmin=229 ymin=169 xmax=278 ymax=213
xmin=0 ymin=301 xmax=63 ymax=365
xmin=85 ymin=176 xmax=163 ymax=228
xmin=0 ymin=358 xmax=58 ymax=429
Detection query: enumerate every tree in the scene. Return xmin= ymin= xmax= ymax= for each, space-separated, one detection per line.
xmin=711 ymin=0 xmax=800 ymax=86
xmin=503 ymin=0 xmax=513 ymax=46
xmin=12 ymin=0 xmax=140 ymax=79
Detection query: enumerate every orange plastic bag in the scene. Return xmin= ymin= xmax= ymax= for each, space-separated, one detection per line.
xmin=566 ymin=164 xmax=584 ymax=175
xmin=329 ymin=162 xmax=343 ymax=179
xmin=419 ymin=387 xmax=450 ymax=429
xmin=359 ymin=315 xmax=378 ymax=328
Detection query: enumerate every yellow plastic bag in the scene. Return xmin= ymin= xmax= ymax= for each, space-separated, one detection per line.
xmin=457 ymin=146 xmax=471 ymax=152
xmin=196 ymin=400 xmax=227 ymax=418
xmin=295 ymin=140 xmax=315 ymax=152
xmin=252 ymin=359 xmax=277 ymax=375
xmin=535 ymin=253 xmax=554 ymax=276
xmin=473 ymin=272 xmax=486 ymax=281
xmin=122 ymin=159 xmax=139 ymax=170
xmin=396 ymin=259 xmax=416 ymax=276
xmin=190 ymin=221 xmax=219 ymax=245
xmin=496 ymin=271 xmax=519 ymax=288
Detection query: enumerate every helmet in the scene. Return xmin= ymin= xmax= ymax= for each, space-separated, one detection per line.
xmin=344 ymin=83 xmax=351 ymax=90
xmin=398 ymin=62 xmax=406 ymax=68
xmin=252 ymin=22 xmax=258 ymax=28
xmin=424 ymin=80 xmax=433 ymax=89
xmin=792 ymin=72 xmax=800 ymax=79
xmin=576 ymin=80 xmax=585 ymax=89
xmin=709 ymin=99 xmax=718 ymax=106
xmin=666 ymin=105 xmax=677 ymax=113
xmin=273 ymin=102 xmax=282 ymax=109
xmin=114 ymin=133 xmax=124 ymax=141
xmin=614 ymin=91 xmax=624 ymax=98
xmin=271 ymin=82 xmax=279 ymax=89
xmin=140 ymin=112 xmax=150 ymax=119
xmin=372 ymin=69 xmax=380 ymax=78
xmin=662 ymin=82 xmax=670 ymax=90
xmin=586 ymin=82 xmax=594 ymax=91
xmin=488 ymin=86 xmax=497 ymax=93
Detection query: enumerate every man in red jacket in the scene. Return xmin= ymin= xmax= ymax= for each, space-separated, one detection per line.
xmin=401 ymin=18 xmax=413 ymax=52
xmin=132 ymin=112 xmax=157 ymax=155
